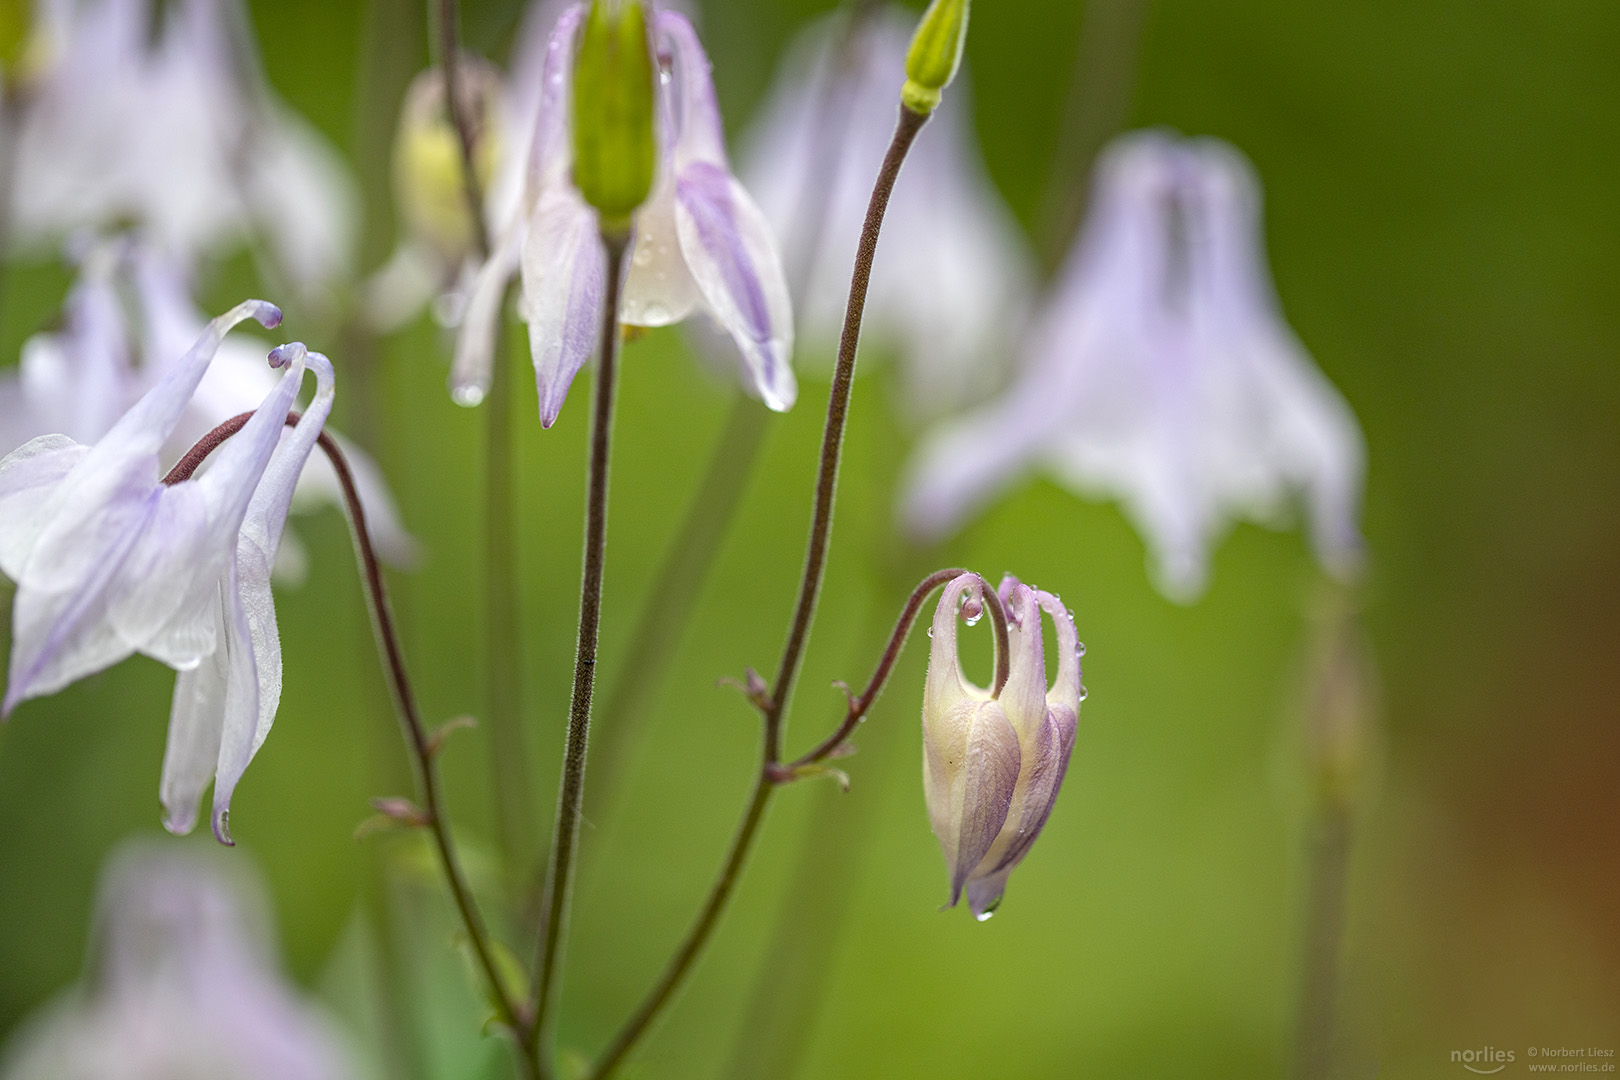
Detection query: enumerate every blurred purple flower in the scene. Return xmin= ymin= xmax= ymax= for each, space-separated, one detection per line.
xmin=740 ymin=6 xmax=1034 ymax=418
xmin=453 ymin=4 xmax=794 ymax=425
xmin=902 ymin=132 xmax=1366 ymax=600
xmin=0 ymin=302 xmax=329 ymax=842
xmin=923 ymin=573 xmax=1081 ymax=919
xmin=0 ymin=239 xmax=415 ymax=575
xmin=5 ymin=0 xmax=356 ymax=299
xmin=0 ymin=841 xmax=356 ymax=1080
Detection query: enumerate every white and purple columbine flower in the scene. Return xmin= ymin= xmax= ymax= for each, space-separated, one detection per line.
xmin=0 ymin=300 xmax=334 ymax=842
xmin=453 ymin=4 xmax=794 ymax=424
xmin=0 ymin=841 xmax=356 ymax=1080
xmin=902 ymin=131 xmax=1366 ymax=600
xmin=741 ymin=6 xmax=1034 ymax=418
xmin=5 ymin=0 xmax=355 ymax=297
xmin=0 ymin=238 xmax=414 ymax=576
xmin=923 ymin=573 xmax=1081 ymax=919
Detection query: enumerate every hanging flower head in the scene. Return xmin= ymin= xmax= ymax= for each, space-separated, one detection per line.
xmin=0 ymin=842 xmax=355 ymax=1080
xmin=0 ymin=301 xmax=336 ymax=842
xmin=923 ymin=572 xmax=1082 ymax=919
xmin=5 ymin=0 xmax=356 ymax=299
xmin=902 ymin=131 xmax=1365 ymax=600
xmin=453 ymin=3 xmax=795 ymax=424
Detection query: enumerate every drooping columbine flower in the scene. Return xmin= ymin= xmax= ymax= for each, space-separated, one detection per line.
xmin=923 ymin=572 xmax=1081 ymax=919
xmin=740 ymin=6 xmax=1033 ymax=417
xmin=902 ymin=131 xmax=1366 ymax=600
xmin=0 ymin=841 xmax=355 ymax=1080
xmin=0 ymin=238 xmax=415 ymax=573
xmin=5 ymin=0 xmax=355 ymax=296
xmin=0 ymin=302 xmax=333 ymax=842
xmin=453 ymin=3 xmax=794 ymax=423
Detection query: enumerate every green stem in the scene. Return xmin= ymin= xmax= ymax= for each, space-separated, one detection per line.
xmin=528 ymin=232 xmax=631 ymax=1060
xmin=584 ymin=104 xmax=930 ymax=1080
xmin=1294 ymin=805 xmax=1351 ymax=1080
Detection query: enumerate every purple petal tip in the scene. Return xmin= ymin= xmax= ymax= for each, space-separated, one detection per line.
xmin=268 ymin=342 xmax=306 ymax=369
xmin=253 ymin=302 xmax=283 ymax=330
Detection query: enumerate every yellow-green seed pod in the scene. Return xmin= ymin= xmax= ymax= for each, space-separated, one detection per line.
xmin=902 ymin=0 xmax=971 ymax=115
xmin=572 ymin=0 xmax=656 ymax=233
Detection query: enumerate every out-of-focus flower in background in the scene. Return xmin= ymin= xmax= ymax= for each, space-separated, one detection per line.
xmin=742 ymin=6 xmax=1033 ymax=418
xmin=902 ymin=131 xmax=1365 ymax=600
xmin=922 ymin=572 xmax=1081 ymax=919
xmin=452 ymin=3 xmax=794 ymax=424
xmin=0 ymin=238 xmax=414 ymax=576
xmin=3 ymin=0 xmax=356 ymax=303
xmin=0 ymin=840 xmax=357 ymax=1080
xmin=363 ymin=58 xmax=506 ymax=333
xmin=0 ymin=304 xmax=334 ymax=842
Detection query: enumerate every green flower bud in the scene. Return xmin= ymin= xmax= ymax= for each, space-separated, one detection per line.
xmin=902 ymin=0 xmax=971 ymax=115
xmin=572 ymin=0 xmax=656 ymax=233
xmin=393 ymin=61 xmax=504 ymax=263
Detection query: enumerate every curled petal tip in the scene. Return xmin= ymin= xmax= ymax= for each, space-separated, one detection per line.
xmin=251 ymin=302 xmax=283 ymax=330
xmin=268 ymin=342 xmax=307 ymax=369
xmin=161 ymin=807 xmax=196 ymax=837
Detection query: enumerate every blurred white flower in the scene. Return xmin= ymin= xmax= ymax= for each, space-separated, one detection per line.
xmin=902 ymin=131 xmax=1365 ymax=600
xmin=453 ymin=3 xmax=794 ymax=424
xmin=0 ymin=841 xmax=357 ymax=1080
xmin=5 ymin=0 xmax=356 ymax=299
xmin=740 ymin=6 xmax=1035 ymax=418
xmin=0 ymin=238 xmax=415 ymax=573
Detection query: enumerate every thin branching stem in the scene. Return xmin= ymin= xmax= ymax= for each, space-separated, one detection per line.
xmin=585 ymin=104 xmax=930 ymax=1080
xmin=527 ymin=232 xmax=632 ymax=1060
xmin=165 ymin=412 xmax=531 ymax=1075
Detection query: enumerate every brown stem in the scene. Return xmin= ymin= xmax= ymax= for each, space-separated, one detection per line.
xmin=763 ymin=104 xmax=929 ymax=764
xmin=163 ymin=412 xmax=529 ymax=1059
xmin=778 ymin=569 xmax=1007 ymax=776
xmin=527 ymin=232 xmax=631 ymax=1058
xmin=585 ymin=104 xmax=930 ymax=1080
xmin=435 ymin=0 xmax=491 ymax=260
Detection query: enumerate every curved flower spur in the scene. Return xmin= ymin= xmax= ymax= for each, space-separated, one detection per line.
xmin=923 ymin=572 xmax=1083 ymax=919
xmin=0 ymin=302 xmax=336 ymax=843
xmin=452 ymin=3 xmax=795 ymax=422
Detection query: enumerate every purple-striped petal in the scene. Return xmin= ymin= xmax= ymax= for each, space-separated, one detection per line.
xmin=521 ymin=184 xmax=607 ymax=427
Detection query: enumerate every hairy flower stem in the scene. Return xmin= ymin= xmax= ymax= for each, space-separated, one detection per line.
xmin=586 ymin=105 xmax=929 ymax=1080
xmin=165 ymin=412 xmax=531 ymax=1074
xmin=528 ymin=232 xmax=631 ymax=1063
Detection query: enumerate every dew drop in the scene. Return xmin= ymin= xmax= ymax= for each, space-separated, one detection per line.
xmin=451 ymin=384 xmax=486 ymax=408
xmin=642 ymin=302 xmax=671 ymax=324
xmin=1075 ymin=641 xmax=1086 ymax=658
xmin=975 ymin=898 xmax=1000 ymax=922
xmin=926 ymin=627 xmax=934 ymax=638
xmin=1077 ymin=685 xmax=1089 ymax=701
xmin=963 ymin=610 xmax=983 ymax=627
xmin=633 ymin=243 xmax=654 ymax=267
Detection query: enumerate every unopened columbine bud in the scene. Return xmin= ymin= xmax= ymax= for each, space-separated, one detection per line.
xmin=901 ymin=0 xmax=971 ymax=115
xmin=393 ymin=61 xmax=504 ymax=263
xmin=572 ymin=0 xmax=656 ymax=233
xmin=922 ymin=572 xmax=1081 ymax=919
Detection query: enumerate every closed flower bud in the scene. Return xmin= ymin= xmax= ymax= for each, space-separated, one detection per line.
xmin=572 ymin=0 xmax=656 ymax=231
xmin=922 ymin=572 xmax=1081 ymax=919
xmin=902 ymin=0 xmax=970 ymax=115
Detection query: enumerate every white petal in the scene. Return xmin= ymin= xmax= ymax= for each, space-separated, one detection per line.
xmin=209 ymin=559 xmax=264 ymax=847
xmin=161 ymin=585 xmax=232 ymax=836
xmin=621 ymin=181 xmax=701 ymax=328
xmin=0 ymin=435 xmax=88 ymax=582
xmin=521 ymin=183 xmax=606 ymax=428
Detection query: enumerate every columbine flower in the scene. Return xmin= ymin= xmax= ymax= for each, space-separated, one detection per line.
xmin=902 ymin=131 xmax=1366 ymax=600
xmin=0 ymin=841 xmax=355 ymax=1080
xmin=0 ymin=238 xmax=414 ymax=574
xmin=5 ymin=0 xmax=355 ymax=297
xmin=740 ymin=6 xmax=1033 ymax=417
xmin=0 ymin=301 xmax=332 ymax=842
xmin=453 ymin=3 xmax=794 ymax=423
xmin=923 ymin=572 xmax=1081 ymax=919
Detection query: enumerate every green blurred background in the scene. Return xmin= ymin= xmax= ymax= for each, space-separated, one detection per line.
xmin=2 ymin=1 xmax=1617 ymax=1078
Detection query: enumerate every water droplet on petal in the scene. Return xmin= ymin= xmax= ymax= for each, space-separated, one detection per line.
xmin=452 ymin=385 xmax=486 ymax=408
xmin=633 ymin=243 xmax=654 ymax=267
xmin=963 ymin=610 xmax=983 ymax=627
xmin=1077 ymin=685 xmax=1089 ymax=701
xmin=926 ymin=627 xmax=934 ymax=638
xmin=642 ymin=302 xmax=671 ymax=324
xmin=1075 ymin=641 xmax=1087 ymax=658
xmin=975 ymin=897 xmax=1000 ymax=922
